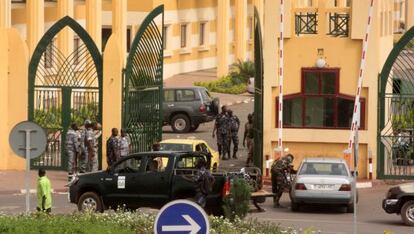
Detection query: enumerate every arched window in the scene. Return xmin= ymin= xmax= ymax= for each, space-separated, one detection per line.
xmin=276 ymin=68 xmax=365 ymax=129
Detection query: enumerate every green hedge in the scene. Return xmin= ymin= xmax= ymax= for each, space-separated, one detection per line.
xmin=195 ymin=60 xmax=254 ymax=95
xmin=195 ymin=76 xmax=247 ymax=95
xmin=0 ymin=211 xmax=290 ymax=234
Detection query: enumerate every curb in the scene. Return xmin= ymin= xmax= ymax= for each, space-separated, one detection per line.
xmin=263 ymin=177 xmax=374 ymax=189
xmin=220 ymin=98 xmax=254 ymax=108
xmin=0 ymin=188 xmax=68 ymax=195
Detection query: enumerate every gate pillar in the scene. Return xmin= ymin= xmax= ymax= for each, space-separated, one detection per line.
xmin=102 ymin=35 xmax=123 ymax=168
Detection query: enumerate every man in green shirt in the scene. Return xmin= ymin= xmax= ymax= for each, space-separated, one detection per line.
xmin=37 ymin=169 xmax=52 ymax=213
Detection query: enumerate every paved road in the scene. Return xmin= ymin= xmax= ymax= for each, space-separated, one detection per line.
xmin=162 ymin=100 xmax=255 ymax=168
xmin=1 ymin=185 xmax=412 ymax=233
xmin=248 ymin=184 xmax=412 ymax=234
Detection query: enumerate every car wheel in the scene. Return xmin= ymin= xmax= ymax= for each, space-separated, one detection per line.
xmin=291 ymin=202 xmax=299 ymax=211
xmin=347 ymin=203 xmax=355 ymax=213
xmin=401 ymin=200 xmax=414 ymax=226
xmin=171 ymin=114 xmax=191 ymax=133
xmin=78 ymin=192 xmax=103 ymax=213
xmin=190 ymin=123 xmax=200 ymax=132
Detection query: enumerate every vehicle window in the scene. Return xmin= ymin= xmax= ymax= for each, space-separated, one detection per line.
xmin=160 ymin=143 xmax=192 ymax=152
xmin=200 ymin=89 xmax=212 ymax=101
xmin=195 ymin=144 xmax=202 ymax=152
xmin=299 ymin=162 xmax=348 ymax=176
xmin=176 ymin=155 xmax=204 ymax=169
xmin=176 ymin=89 xmax=195 ymax=101
xmin=164 ymin=90 xmax=175 ymax=102
xmin=146 ymin=156 xmax=169 ymax=173
xmin=114 ymin=157 xmax=143 ymax=174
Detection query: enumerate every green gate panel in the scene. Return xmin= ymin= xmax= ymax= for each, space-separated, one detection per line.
xmin=28 ymin=16 xmax=103 ymax=170
xmin=123 ymin=5 xmax=164 ymax=153
xmin=253 ymin=7 xmax=264 ymax=171
xmin=378 ymin=26 xmax=414 ymax=179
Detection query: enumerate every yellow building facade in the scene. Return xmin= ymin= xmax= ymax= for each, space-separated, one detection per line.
xmin=263 ymin=0 xmax=414 ymax=179
xmin=1 ymin=0 xmax=413 ymax=177
xmin=0 ymin=0 xmax=261 ymax=170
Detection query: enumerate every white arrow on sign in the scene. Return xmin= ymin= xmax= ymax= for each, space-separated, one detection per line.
xmin=161 ymin=214 xmax=201 ymax=234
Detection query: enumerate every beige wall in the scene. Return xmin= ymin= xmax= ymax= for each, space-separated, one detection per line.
xmin=263 ymin=0 xmax=394 ymax=178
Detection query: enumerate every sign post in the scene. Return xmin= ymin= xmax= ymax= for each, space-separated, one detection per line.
xmin=9 ymin=121 xmax=47 ymax=213
xmin=154 ymin=200 xmax=209 ymax=234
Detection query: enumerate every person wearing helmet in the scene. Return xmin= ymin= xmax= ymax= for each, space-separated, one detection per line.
xmin=271 ymin=154 xmax=295 ymax=207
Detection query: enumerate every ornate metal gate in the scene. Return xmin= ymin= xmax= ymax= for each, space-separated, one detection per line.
xmin=123 ymin=5 xmax=164 ymax=153
xmin=378 ymin=26 xmax=414 ymax=179
xmin=28 ymin=16 xmax=102 ymax=170
xmin=253 ymin=7 xmax=264 ymax=169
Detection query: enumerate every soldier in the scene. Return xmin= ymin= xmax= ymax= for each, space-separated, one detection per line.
xmin=80 ymin=120 xmax=94 ymax=173
xmin=66 ymin=123 xmax=80 ymax=176
xmin=243 ymin=113 xmax=254 ymax=166
xmin=227 ymin=109 xmax=240 ymax=159
xmin=271 ymin=154 xmax=295 ymax=208
xmin=106 ymin=128 xmax=120 ymax=167
xmin=90 ymin=122 xmax=102 ymax=172
xmin=212 ymin=105 xmax=230 ymax=160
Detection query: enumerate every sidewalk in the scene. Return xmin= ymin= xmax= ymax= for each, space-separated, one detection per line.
xmin=165 ymin=68 xmax=254 ymax=107
xmin=0 ymin=170 xmax=68 ymax=195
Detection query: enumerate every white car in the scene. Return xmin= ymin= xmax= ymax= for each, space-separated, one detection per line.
xmin=247 ymin=77 xmax=254 ymax=94
xmin=290 ymin=157 xmax=357 ymax=213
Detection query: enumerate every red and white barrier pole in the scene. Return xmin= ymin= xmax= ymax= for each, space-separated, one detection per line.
xmin=277 ymin=0 xmax=285 ymax=151
xmin=346 ymin=0 xmax=375 ymax=153
xmin=265 ymin=155 xmax=270 ymax=177
xmin=368 ymin=157 xmax=373 ymax=180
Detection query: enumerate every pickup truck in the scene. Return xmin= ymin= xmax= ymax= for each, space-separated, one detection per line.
xmin=68 ymin=152 xmax=229 ymax=215
xmin=383 ymin=182 xmax=414 ymax=226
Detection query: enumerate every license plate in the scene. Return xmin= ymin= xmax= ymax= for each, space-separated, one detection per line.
xmin=314 ymin=184 xmax=335 ymax=190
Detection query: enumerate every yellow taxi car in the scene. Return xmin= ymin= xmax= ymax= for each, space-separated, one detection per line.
xmin=160 ymin=138 xmax=220 ymax=171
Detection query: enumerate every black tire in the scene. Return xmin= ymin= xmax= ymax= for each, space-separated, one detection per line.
xmin=190 ymin=123 xmax=200 ymax=132
xmin=401 ymin=200 xmax=414 ymax=226
xmin=171 ymin=114 xmax=191 ymax=133
xmin=291 ymin=202 xmax=299 ymax=211
xmin=347 ymin=203 xmax=355 ymax=213
xmin=78 ymin=192 xmax=103 ymax=213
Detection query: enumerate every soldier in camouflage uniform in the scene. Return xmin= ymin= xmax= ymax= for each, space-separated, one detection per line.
xmin=80 ymin=120 xmax=94 ymax=173
xmin=243 ymin=113 xmax=254 ymax=166
xmin=227 ymin=109 xmax=240 ymax=159
xmin=66 ymin=123 xmax=80 ymax=175
xmin=212 ymin=105 xmax=230 ymax=160
xmin=90 ymin=122 xmax=102 ymax=172
xmin=271 ymin=154 xmax=295 ymax=207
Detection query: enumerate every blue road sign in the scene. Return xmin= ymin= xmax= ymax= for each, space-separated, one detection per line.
xmin=154 ymin=200 xmax=209 ymax=234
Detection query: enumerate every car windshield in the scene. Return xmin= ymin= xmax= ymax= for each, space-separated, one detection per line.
xmin=160 ymin=143 xmax=192 ymax=152
xmin=299 ymin=162 xmax=348 ymax=176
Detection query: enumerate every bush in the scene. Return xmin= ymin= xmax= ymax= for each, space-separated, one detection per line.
xmin=0 ymin=211 xmax=291 ymax=234
xmin=194 ymin=60 xmax=255 ymax=94
xmin=222 ymin=178 xmax=251 ymax=221
xmin=195 ymin=76 xmax=247 ymax=95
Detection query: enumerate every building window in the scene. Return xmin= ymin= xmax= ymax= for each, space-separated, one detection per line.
xmin=163 ymin=25 xmax=169 ymax=50
xmin=199 ymin=22 xmax=207 ymax=46
xmin=73 ymin=37 xmax=80 ymax=65
xmin=276 ymin=68 xmax=365 ymax=129
xmin=180 ymin=24 xmax=188 ymax=48
xmin=44 ymin=39 xmax=55 ymax=68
